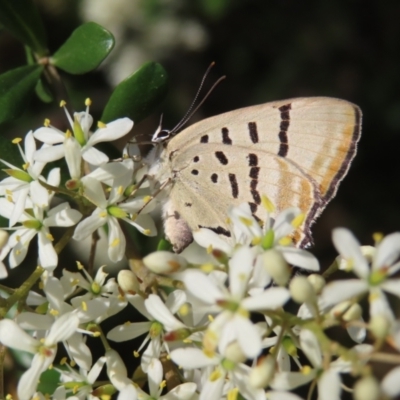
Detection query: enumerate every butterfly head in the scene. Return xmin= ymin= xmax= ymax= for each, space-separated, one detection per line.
xmin=151 ymin=127 xmax=171 ymax=143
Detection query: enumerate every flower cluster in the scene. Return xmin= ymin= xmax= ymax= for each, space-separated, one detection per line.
xmin=0 ymin=104 xmax=400 ymax=400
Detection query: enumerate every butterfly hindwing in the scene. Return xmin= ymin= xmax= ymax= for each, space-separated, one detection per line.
xmin=167 ymin=145 xmax=322 ymax=250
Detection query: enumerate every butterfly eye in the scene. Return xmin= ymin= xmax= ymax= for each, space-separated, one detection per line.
xmin=152 ymin=129 xmax=171 ymax=143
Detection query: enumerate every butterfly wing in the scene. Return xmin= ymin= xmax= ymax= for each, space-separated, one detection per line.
xmin=162 ymin=97 xmax=361 ymax=251
xmin=165 ymin=145 xmax=322 ymax=251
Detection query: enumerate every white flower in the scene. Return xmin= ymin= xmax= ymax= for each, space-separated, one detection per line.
xmin=321 ymin=228 xmax=400 ymax=321
xmin=181 ymin=246 xmax=290 ymax=359
xmin=56 ymin=356 xmax=106 ymax=399
xmin=170 ymin=346 xmax=264 ymax=400
xmin=73 ymin=177 xmax=156 ymax=262
xmin=0 ymin=181 xmax=82 ymax=269
xmin=136 ymin=358 xmax=197 ymax=400
xmin=33 ymin=101 xmax=133 ymax=168
xmin=107 ymin=291 xmax=187 ymax=372
xmin=271 ymin=329 xmax=373 ymax=399
xmin=193 ymin=203 xmax=319 ymax=287
xmin=0 ymin=312 xmax=80 ymax=400
xmin=0 ymin=131 xmax=58 ymax=227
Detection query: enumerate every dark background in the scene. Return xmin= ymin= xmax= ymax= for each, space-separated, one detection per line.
xmin=1 ymin=0 xmax=399 ymax=268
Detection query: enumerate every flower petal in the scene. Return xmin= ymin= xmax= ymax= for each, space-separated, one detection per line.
xmin=87 ymin=118 xmax=133 ymax=146
xmin=332 ymin=228 xmax=369 ymax=279
xmin=0 ymin=319 xmax=38 ymax=352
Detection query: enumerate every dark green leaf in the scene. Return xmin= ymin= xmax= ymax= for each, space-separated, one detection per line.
xmin=51 ymin=22 xmax=114 ymax=74
xmin=37 ymin=368 xmax=60 ymax=395
xmin=0 ymin=0 xmax=47 ymax=54
xmin=0 ymin=65 xmax=44 ymax=124
xmin=35 ymin=77 xmax=54 ymax=103
xmin=157 ymin=238 xmax=173 ymax=251
xmin=101 ymin=62 xmax=168 ymax=124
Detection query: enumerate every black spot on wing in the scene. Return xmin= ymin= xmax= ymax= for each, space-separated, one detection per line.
xmin=249 ymin=167 xmax=259 ymax=179
xmin=247 ymin=153 xmax=258 ymax=167
xmin=248 ymin=122 xmax=259 ymax=143
xmin=250 ymin=179 xmax=261 ymax=204
xmin=278 ymin=103 xmax=291 ymax=157
xmin=191 ymin=169 xmax=199 ymax=175
xmin=215 ymin=151 xmax=228 ymax=165
xmin=198 ymin=225 xmax=231 ymax=237
xmin=222 ymin=127 xmax=232 ymax=145
xmin=211 ymin=173 xmax=218 ymax=183
xmin=193 ymin=156 xmax=199 ymax=162
xmin=200 ymin=135 xmax=209 ymax=143
xmin=228 ymin=173 xmax=239 ymax=198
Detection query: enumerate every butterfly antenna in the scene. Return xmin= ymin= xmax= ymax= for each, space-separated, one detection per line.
xmin=170 ymin=62 xmax=225 ymax=134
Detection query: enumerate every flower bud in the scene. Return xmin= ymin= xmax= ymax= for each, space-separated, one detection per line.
xmin=353 ymin=376 xmax=380 ymax=400
xmin=289 ymin=276 xmax=315 ymax=304
xmin=118 ymin=270 xmax=140 ymax=294
xmin=0 ymin=230 xmax=9 ymax=249
xmin=143 ymin=251 xmax=187 ymax=274
xmin=223 ymin=341 xmax=247 ymax=364
xmin=307 ymin=274 xmax=325 ymax=294
xmin=261 ymin=249 xmax=291 ymax=286
xmin=249 ymin=355 xmax=276 ymax=388
xmin=369 ymin=314 xmax=391 ymax=340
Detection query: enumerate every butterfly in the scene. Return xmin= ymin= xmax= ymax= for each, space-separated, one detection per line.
xmin=144 ymin=97 xmax=362 ymax=253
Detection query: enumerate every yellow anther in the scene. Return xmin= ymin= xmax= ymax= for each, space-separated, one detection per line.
xmin=60 ymin=357 xmax=67 ymax=365
xmin=143 ymin=229 xmax=151 ymax=235
xmin=46 ymin=233 xmax=54 ymax=241
xmin=76 ymin=261 xmax=84 ymax=270
xmin=99 ymin=211 xmax=107 ymax=218
xmin=22 ymin=162 xmax=30 ymax=170
xmin=97 ymin=121 xmax=107 ymax=128
xmin=261 ymin=194 xmax=276 ymax=212
xmin=373 ymin=232 xmax=384 ymax=245
xmin=200 ymin=263 xmax=214 ymax=273
xmin=44 ymin=118 xmax=50 ymax=127
xmin=301 ymin=365 xmax=312 ymax=375
xmin=239 ymin=216 xmax=253 ymax=227
xmin=60 ymin=100 xmax=66 ymax=107
xmin=291 ymin=213 xmax=305 ymax=228
xmin=133 ymin=350 xmax=140 ymax=358
xmin=207 ymin=244 xmax=213 ymax=254
xmin=85 ymin=98 xmax=92 ymax=106
xmin=12 ymin=137 xmax=22 ymax=144
xmin=279 ymin=236 xmax=293 ymax=246
xmin=81 ymin=301 xmax=87 ymax=311
xmin=117 ymin=185 xmax=124 ymax=195
xmin=110 ymin=238 xmax=120 ymax=247
xmin=209 ymin=369 xmax=222 ymax=381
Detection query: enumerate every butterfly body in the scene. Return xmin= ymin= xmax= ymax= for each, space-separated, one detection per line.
xmin=145 ymin=97 xmax=361 ymax=253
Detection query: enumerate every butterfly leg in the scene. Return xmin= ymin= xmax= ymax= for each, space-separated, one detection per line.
xmin=162 ymin=199 xmax=193 ymax=253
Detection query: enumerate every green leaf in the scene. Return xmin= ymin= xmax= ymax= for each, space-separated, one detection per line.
xmin=51 ymin=22 xmax=114 ymax=74
xmin=0 ymin=65 xmax=44 ymax=124
xmin=35 ymin=77 xmax=54 ymax=103
xmin=0 ymin=0 xmax=47 ymax=55
xmin=101 ymin=62 xmax=168 ymax=124
xmin=37 ymin=368 xmax=60 ymax=395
